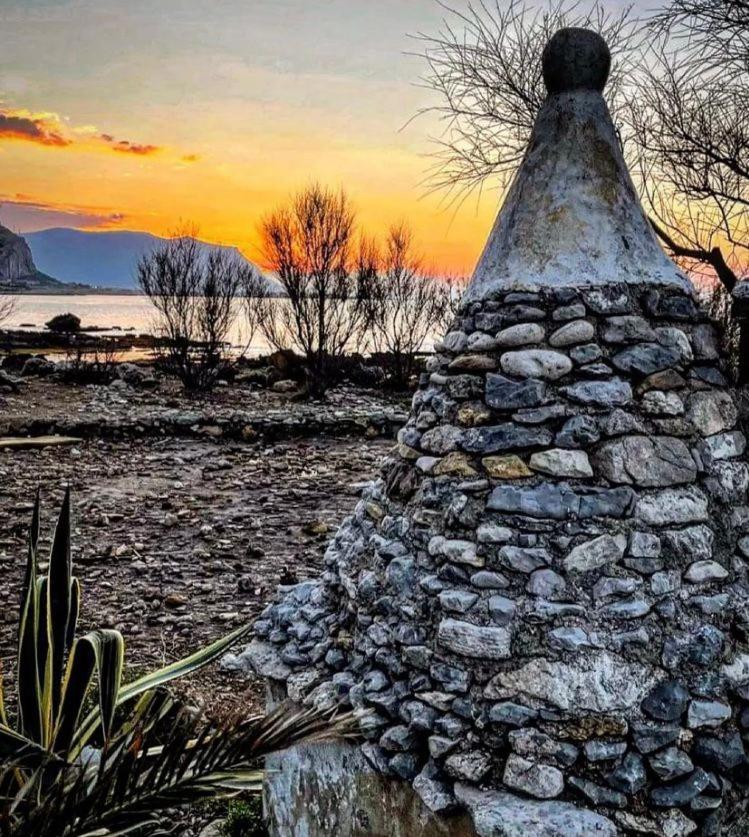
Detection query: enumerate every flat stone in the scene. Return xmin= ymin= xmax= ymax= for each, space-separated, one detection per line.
xmin=429 ymin=536 xmax=483 ymax=567
xmin=598 ymin=408 xmax=646 ymax=436
xmin=564 ymin=534 xmax=626 ymax=573
xmin=503 ymin=755 xmax=564 ymax=799
xmin=438 ymin=619 xmax=512 ymax=659
xmin=638 ymin=368 xmax=687 ymax=392
xmin=548 ymin=627 xmax=600 ymax=651
xmin=513 ymin=404 xmax=569 ymax=424
xmin=476 ymin=523 xmax=514 ymax=544
xmin=553 ymin=303 xmax=586 ymax=321
xmin=599 ymin=596 xmax=651 ymax=619
xmin=489 ymin=702 xmax=539 ymax=727
xmin=650 ymin=769 xmax=710 ymax=808
xmin=413 ymin=768 xmax=456 ymax=814
xmin=649 ymin=747 xmax=694 ymax=780
xmin=488 ymin=484 xmax=634 ymax=519
xmin=438 ymin=589 xmax=479 ymax=614
xmin=650 ymin=570 xmax=681 ymax=596
xmin=684 ymin=560 xmax=728 ymax=583
xmin=495 ymin=323 xmax=546 ymax=347
xmin=631 ymin=721 xmax=681 ymax=754
xmin=482 ymin=454 xmax=533 ymax=479
xmin=606 ymin=752 xmax=646 ymax=795
xmin=462 ymin=424 xmax=553 ymax=453
xmin=449 ymin=353 xmax=498 ymax=372
xmin=221 ymin=638 xmax=291 ymax=679
xmin=486 ymin=373 xmax=547 ymax=409
xmin=635 ymin=486 xmax=709 ymax=526
xmin=455 ymin=784 xmax=618 ymax=837
xmin=584 ymin=740 xmax=627 ymax=762
xmin=662 ymin=525 xmax=714 ymax=560
xmin=593 ymin=576 xmax=641 ymax=601
xmin=442 ymin=330 xmax=468 ymax=352
xmin=615 ymin=810 xmax=697 ymax=837
xmin=692 ymin=732 xmax=746 ymax=773
xmin=457 ymin=401 xmax=492 ymax=427
xmin=687 ymin=390 xmax=738 ymax=436
xmin=499 ymin=546 xmax=550 ymax=573
xmin=687 ymin=699 xmax=731 ymax=728
xmin=472 ymin=571 xmax=510 ymax=590
xmin=500 ymin=350 xmax=573 ymax=381
xmin=692 ymin=324 xmax=720 ymax=359
xmin=485 ymin=652 xmax=654 ymax=712
xmin=701 ymin=430 xmax=746 ymax=461
xmin=601 ymin=315 xmax=656 ymax=343
xmin=563 ymin=379 xmax=632 ymax=406
xmin=569 ymin=343 xmax=602 ymax=364
xmin=433 ymin=452 xmax=479 ymax=477
xmin=555 ymin=415 xmax=600 ymax=449
xmin=641 ymin=390 xmax=684 ymax=416
xmin=613 ymin=343 xmax=683 ymax=376
xmin=530 ymin=448 xmax=593 ymax=477
xmin=420 ymin=425 xmax=463 ymax=454
xmin=586 ymin=288 xmax=630 ymax=314
xmin=549 ymin=320 xmax=594 ymax=347
xmin=569 ymin=777 xmax=626 ymax=808
xmin=508 ymin=729 xmax=579 ymax=767
xmin=594 ymin=435 xmax=696 ymax=487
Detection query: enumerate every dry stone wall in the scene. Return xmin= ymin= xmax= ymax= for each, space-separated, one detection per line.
xmin=232 ymin=282 xmax=749 ymax=835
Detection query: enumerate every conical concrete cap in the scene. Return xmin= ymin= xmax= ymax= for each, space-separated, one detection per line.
xmin=466 ymin=28 xmax=691 ymax=301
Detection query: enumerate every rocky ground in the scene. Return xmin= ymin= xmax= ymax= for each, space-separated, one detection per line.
xmin=0 ymin=377 xmax=403 ymax=720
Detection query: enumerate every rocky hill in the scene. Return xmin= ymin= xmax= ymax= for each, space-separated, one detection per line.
xmin=0 ymin=223 xmax=65 ymax=292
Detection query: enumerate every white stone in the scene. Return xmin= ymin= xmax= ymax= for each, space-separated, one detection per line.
xmin=564 ymin=534 xmax=626 ymax=573
xmin=702 ymin=430 xmax=746 ymax=461
xmin=477 ymin=523 xmax=514 ymax=544
xmin=635 ymin=486 xmax=709 ymax=526
xmin=641 ymin=390 xmax=684 ymax=416
xmin=548 ymin=319 xmax=594 ymax=347
xmin=500 ymin=350 xmax=573 ymax=380
xmin=428 ymin=537 xmax=483 ymax=567
xmin=502 ymin=755 xmax=564 ymax=799
xmin=495 ymin=323 xmax=546 ymax=347
xmin=684 ymin=560 xmax=728 ymax=583
xmin=486 ymin=651 xmax=654 ymax=712
xmin=438 ymin=619 xmax=512 ymax=659
xmin=687 ymin=390 xmax=738 ymax=436
xmin=529 ymin=448 xmax=593 ymax=478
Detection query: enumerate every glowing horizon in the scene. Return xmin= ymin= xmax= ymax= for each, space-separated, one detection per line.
xmin=0 ymin=0 xmax=504 ymax=278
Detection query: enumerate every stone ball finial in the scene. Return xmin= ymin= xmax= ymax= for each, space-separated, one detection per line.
xmin=542 ymin=27 xmax=611 ymax=94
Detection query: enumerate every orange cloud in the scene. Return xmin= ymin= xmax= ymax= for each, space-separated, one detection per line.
xmin=0 ymin=107 xmax=182 ymax=159
xmin=0 ymin=111 xmax=71 ymax=147
xmin=0 ymin=193 xmax=128 ymax=230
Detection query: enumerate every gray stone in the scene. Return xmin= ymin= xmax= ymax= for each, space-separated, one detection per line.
xmin=701 ymin=430 xmax=746 ymax=461
xmin=632 ymin=721 xmax=681 ymax=754
xmin=442 ymin=330 xmax=469 ymax=352
xmin=593 ymin=576 xmax=641 ymax=601
xmin=650 ymin=769 xmax=711 ymax=808
xmin=606 ymin=752 xmax=646 ymax=795
xmin=641 ymin=390 xmax=684 ymax=416
xmin=656 ymin=326 xmax=693 ymax=362
xmin=471 ymin=570 xmax=511 ymax=589
xmin=692 ymin=732 xmax=746 ymax=773
xmin=380 ymin=724 xmax=419 ymax=752
xmin=563 ymin=378 xmax=632 ymax=406
xmin=569 ymin=777 xmax=626 ymax=808
xmin=488 ymin=595 xmax=517 ymax=625
xmin=549 ymin=319 xmax=594 ymax=347
xmin=635 ymin=486 xmax=709 ymax=526
xmin=513 ymin=404 xmax=569 ymax=424
xmin=584 ymin=740 xmax=627 ymax=762
xmin=467 ymin=331 xmax=499 ymax=352
xmin=476 ymin=523 xmax=513 ymax=544
xmin=649 ymin=747 xmax=694 ymax=780
xmin=687 ymin=390 xmax=738 ymax=436
xmin=687 ymin=699 xmax=731 ymax=729
xmin=489 ymin=484 xmax=634 ymax=519
xmin=598 ymin=408 xmax=646 ymax=436
xmin=499 ymin=546 xmax=550 ymax=573
xmin=650 ymin=570 xmax=681 ymax=596
xmin=629 ymin=531 xmax=661 ymax=558
xmin=486 ymin=374 xmax=547 ymax=409
xmin=455 ymin=784 xmax=618 ymax=837
xmin=529 ymin=448 xmax=593 ymax=477
xmin=420 ymin=425 xmax=463 ymax=454
xmin=485 ymin=652 xmax=654 ymax=712
xmin=594 ymin=436 xmax=696 ymax=487
xmin=569 ymin=343 xmax=602 ymax=364
xmin=613 ymin=342 xmax=683 ymax=376
xmin=526 ymin=568 xmax=566 ymax=599
xmin=508 ymin=728 xmax=579 ymax=767
xmin=489 ymin=702 xmax=539 ymax=727
xmin=555 ymin=415 xmax=600 ymax=449
xmin=642 ymin=680 xmax=689 ymax=721
xmin=429 ymin=537 xmax=482 ymax=567
xmin=599 ymin=596 xmax=651 ymax=619
xmin=601 ymin=315 xmax=656 ymax=343
xmin=662 ymin=525 xmax=714 ymax=561
xmin=445 ymin=750 xmax=492 ymax=782
xmin=684 ymin=560 xmax=728 ymax=583
xmin=553 ymin=303 xmax=586 ymax=321
xmin=413 ymin=768 xmax=456 ymax=814
xmin=438 ymin=619 xmax=512 ymax=659
xmin=495 ymin=322 xmax=545 ymax=347
xmin=500 ymin=350 xmax=573 ymax=380
xmin=430 ymin=662 xmax=471 ymax=694
xmin=564 ymin=534 xmax=626 ymax=573
xmin=221 ymin=638 xmax=290 ymax=679
xmin=692 ymin=324 xmax=720 ymax=359
xmin=438 ymin=589 xmax=479 ymax=613
xmin=461 ymin=423 xmax=553 ymax=453
xmin=503 ymin=754 xmax=564 ymax=799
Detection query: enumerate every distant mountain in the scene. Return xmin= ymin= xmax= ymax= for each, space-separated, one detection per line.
xmin=25 ymin=228 xmax=266 ymax=291
xmin=0 ymin=223 xmax=68 ymax=292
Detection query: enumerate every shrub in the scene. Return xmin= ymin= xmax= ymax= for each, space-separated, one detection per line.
xmin=222 ymin=798 xmax=268 ymax=837
xmin=45 ymin=312 xmax=82 ymax=334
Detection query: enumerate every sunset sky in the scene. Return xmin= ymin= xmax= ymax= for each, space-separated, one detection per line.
xmin=0 ymin=0 xmax=515 ymax=275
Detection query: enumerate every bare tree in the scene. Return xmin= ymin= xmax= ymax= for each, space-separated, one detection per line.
xmin=415 ymin=0 xmax=641 ymax=204
xmin=366 ymin=223 xmax=451 ymax=388
xmin=138 ymin=227 xmax=249 ymax=392
xmin=628 ymin=0 xmax=749 ymax=291
xmin=257 ymin=184 xmax=373 ymax=398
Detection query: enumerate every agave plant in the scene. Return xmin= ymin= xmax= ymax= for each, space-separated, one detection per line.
xmin=0 ymin=491 xmax=353 ymax=835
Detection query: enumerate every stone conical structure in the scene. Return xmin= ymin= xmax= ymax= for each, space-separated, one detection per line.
xmin=232 ymin=28 xmax=749 ymax=837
